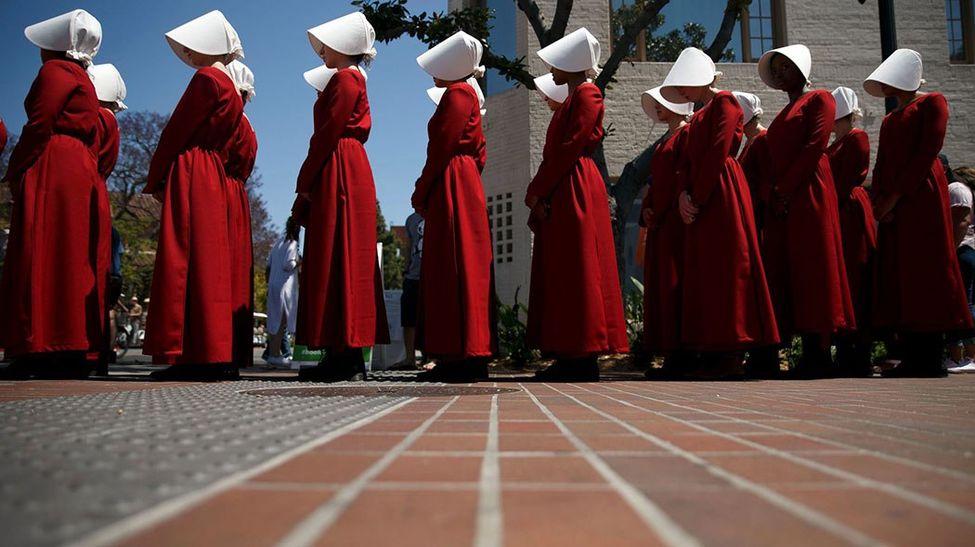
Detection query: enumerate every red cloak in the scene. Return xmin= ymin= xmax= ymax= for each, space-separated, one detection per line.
xmin=89 ymin=107 xmax=119 ymax=358
xmin=0 ymin=118 xmax=8 ymax=156
xmin=411 ymin=82 xmax=496 ymax=359
xmin=223 ymin=112 xmax=257 ymax=367
xmin=295 ymin=68 xmax=389 ymax=350
xmin=738 ymin=129 xmax=769 ymax=233
xmin=642 ymin=125 xmax=688 ymax=353
xmin=525 ymin=82 xmax=628 ymax=357
xmin=678 ymin=91 xmax=779 ymax=351
xmin=826 ymin=128 xmax=876 ymax=330
xmin=0 ymin=60 xmax=103 ymax=357
xmin=763 ymin=89 xmax=855 ymax=339
xmin=871 ymin=93 xmax=972 ymax=332
xmin=143 ymin=67 xmax=242 ymax=364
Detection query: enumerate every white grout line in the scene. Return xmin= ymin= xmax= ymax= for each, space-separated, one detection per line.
xmin=573 ymin=383 xmax=975 ymax=526
xmin=71 ymin=397 xmax=419 ymax=547
xmin=521 ymin=384 xmax=703 ymax=547
xmin=542 ymin=383 xmax=882 ymax=547
xmin=603 ymin=384 xmax=975 ymax=484
xmin=473 ymin=395 xmax=503 ymax=547
xmin=276 ymin=396 xmax=460 ymax=547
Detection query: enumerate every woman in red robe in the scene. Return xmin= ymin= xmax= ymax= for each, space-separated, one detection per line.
xmin=412 ymin=31 xmax=496 ymax=383
xmin=827 ymin=86 xmax=877 ymax=377
xmin=143 ymin=11 xmax=244 ymax=381
xmin=755 ymin=45 xmax=854 ymax=378
xmin=88 ymin=62 xmax=127 ymax=370
xmin=733 ymin=91 xmax=769 ymax=234
xmin=639 ymin=86 xmax=691 ymax=376
xmin=0 ymin=9 xmax=104 ymax=380
xmin=525 ymin=29 xmax=627 ymax=382
xmin=224 ymin=61 xmax=258 ymax=371
xmin=297 ymin=13 xmax=389 ymax=382
xmin=662 ymin=47 xmax=779 ymax=379
xmin=865 ymin=49 xmax=972 ymax=377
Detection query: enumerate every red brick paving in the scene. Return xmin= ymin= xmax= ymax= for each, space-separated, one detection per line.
xmin=12 ymin=376 xmax=975 ymax=545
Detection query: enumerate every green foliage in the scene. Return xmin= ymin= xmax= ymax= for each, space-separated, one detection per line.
xmin=496 ymin=287 xmax=537 ymax=366
xmin=376 ymin=202 xmax=405 ymax=289
xmin=648 ymin=23 xmax=736 ymax=62
xmin=624 ymin=276 xmax=645 ymax=353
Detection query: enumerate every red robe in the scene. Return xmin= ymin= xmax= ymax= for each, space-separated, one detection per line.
xmin=525 ymin=83 xmax=628 ymax=356
xmin=871 ymin=93 xmax=972 ymax=332
xmin=678 ymin=91 xmax=778 ymax=351
xmin=223 ymin=113 xmax=257 ymax=367
xmin=89 ymin=107 xmax=119 ymax=358
xmin=143 ymin=67 xmax=242 ymax=364
xmin=411 ymin=82 xmax=496 ymax=359
xmin=0 ymin=60 xmax=103 ymax=357
xmin=763 ymin=89 xmax=854 ymax=339
xmin=0 ymin=118 xmax=7 ymax=156
xmin=296 ymin=68 xmax=389 ymax=350
xmin=738 ymin=129 xmax=769 ymax=233
xmin=826 ymin=128 xmax=876 ymax=330
xmin=642 ymin=125 xmax=688 ymax=353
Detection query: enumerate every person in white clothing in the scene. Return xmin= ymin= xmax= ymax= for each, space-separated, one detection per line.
xmin=265 ymin=217 xmax=300 ymax=366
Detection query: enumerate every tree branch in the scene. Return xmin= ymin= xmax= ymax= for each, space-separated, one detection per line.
xmin=545 ymin=0 xmax=574 ymax=45
xmin=596 ymin=0 xmax=670 ymax=90
xmin=516 ymin=0 xmax=549 ymax=46
xmin=705 ymin=0 xmax=746 ymax=61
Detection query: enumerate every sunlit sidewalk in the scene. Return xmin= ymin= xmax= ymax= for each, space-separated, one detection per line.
xmin=1 ymin=375 xmax=974 ymax=546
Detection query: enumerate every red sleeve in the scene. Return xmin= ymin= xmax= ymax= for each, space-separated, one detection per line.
xmin=291 ymin=195 xmax=310 ymax=227
xmin=5 ymin=62 xmax=77 ymax=183
xmin=96 ymin=109 xmax=120 ymax=181
xmin=295 ymin=71 xmax=359 ymax=194
xmin=891 ymin=94 xmax=948 ymax=198
xmin=690 ymin=92 xmax=740 ymax=206
xmin=526 ymin=85 xmax=603 ymax=202
xmin=145 ymin=70 xmax=220 ymax=193
xmin=224 ymin=115 xmax=258 ymax=182
xmin=833 ymin=131 xmax=869 ymax=197
xmin=775 ymin=90 xmax=835 ymax=197
xmin=411 ymin=86 xmax=474 ymax=209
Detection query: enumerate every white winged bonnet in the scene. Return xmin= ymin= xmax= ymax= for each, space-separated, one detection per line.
xmin=758 ymin=44 xmax=812 ymax=88
xmin=863 ymin=48 xmax=924 ymax=97
xmin=732 ymin=91 xmax=763 ymax=125
xmin=642 ymin=86 xmax=693 ymax=120
xmin=660 ymin=47 xmax=720 ymax=104
xmin=25 ymin=9 xmax=102 ymax=66
xmin=165 ymin=11 xmax=244 ymax=68
xmin=417 ymin=31 xmax=485 ymax=81
xmin=307 ymin=12 xmax=377 ymax=63
xmin=537 ymin=28 xmax=601 ymax=77
xmin=87 ymin=63 xmax=127 ymax=110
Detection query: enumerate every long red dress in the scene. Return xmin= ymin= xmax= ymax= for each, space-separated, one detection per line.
xmin=642 ymin=125 xmax=688 ymax=353
xmin=738 ymin=129 xmax=768 ymax=234
xmin=0 ymin=60 xmax=103 ymax=357
xmin=826 ymin=128 xmax=876 ymax=329
xmin=223 ymin=113 xmax=256 ymax=367
xmin=678 ymin=91 xmax=778 ymax=351
xmin=871 ymin=93 xmax=972 ymax=332
xmin=90 ymin=107 xmax=119 ymax=358
xmin=412 ymin=82 xmax=496 ymax=359
xmin=525 ymin=83 xmax=628 ymax=356
xmin=763 ymin=90 xmax=854 ymax=339
xmin=143 ymin=67 xmax=242 ymax=364
xmin=296 ymin=68 xmax=389 ymax=351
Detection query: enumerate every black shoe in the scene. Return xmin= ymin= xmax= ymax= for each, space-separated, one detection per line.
xmin=533 ymin=357 xmax=599 ymax=382
xmin=222 ymin=364 xmax=241 ymax=381
xmin=415 ymin=361 xmax=479 ymax=383
xmin=150 ymin=364 xmax=225 ymax=382
xmin=881 ymin=363 xmax=947 ymax=378
xmin=32 ymin=355 xmax=93 ymax=380
xmin=298 ymin=350 xmax=365 ymax=383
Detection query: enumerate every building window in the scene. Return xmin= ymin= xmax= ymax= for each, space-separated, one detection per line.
xmin=946 ymin=0 xmax=974 ymax=63
xmin=609 ymin=0 xmax=785 ymax=63
xmin=488 ymin=193 xmax=515 ymax=264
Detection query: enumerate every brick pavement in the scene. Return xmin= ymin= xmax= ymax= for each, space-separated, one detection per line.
xmin=3 ymin=375 xmax=974 ymax=546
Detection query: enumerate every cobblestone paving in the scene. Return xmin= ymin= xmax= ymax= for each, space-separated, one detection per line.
xmin=0 ymin=381 xmax=412 ymax=547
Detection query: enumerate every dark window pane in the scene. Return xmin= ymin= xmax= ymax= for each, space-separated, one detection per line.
xmin=506 ymin=243 xmax=513 ymax=253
